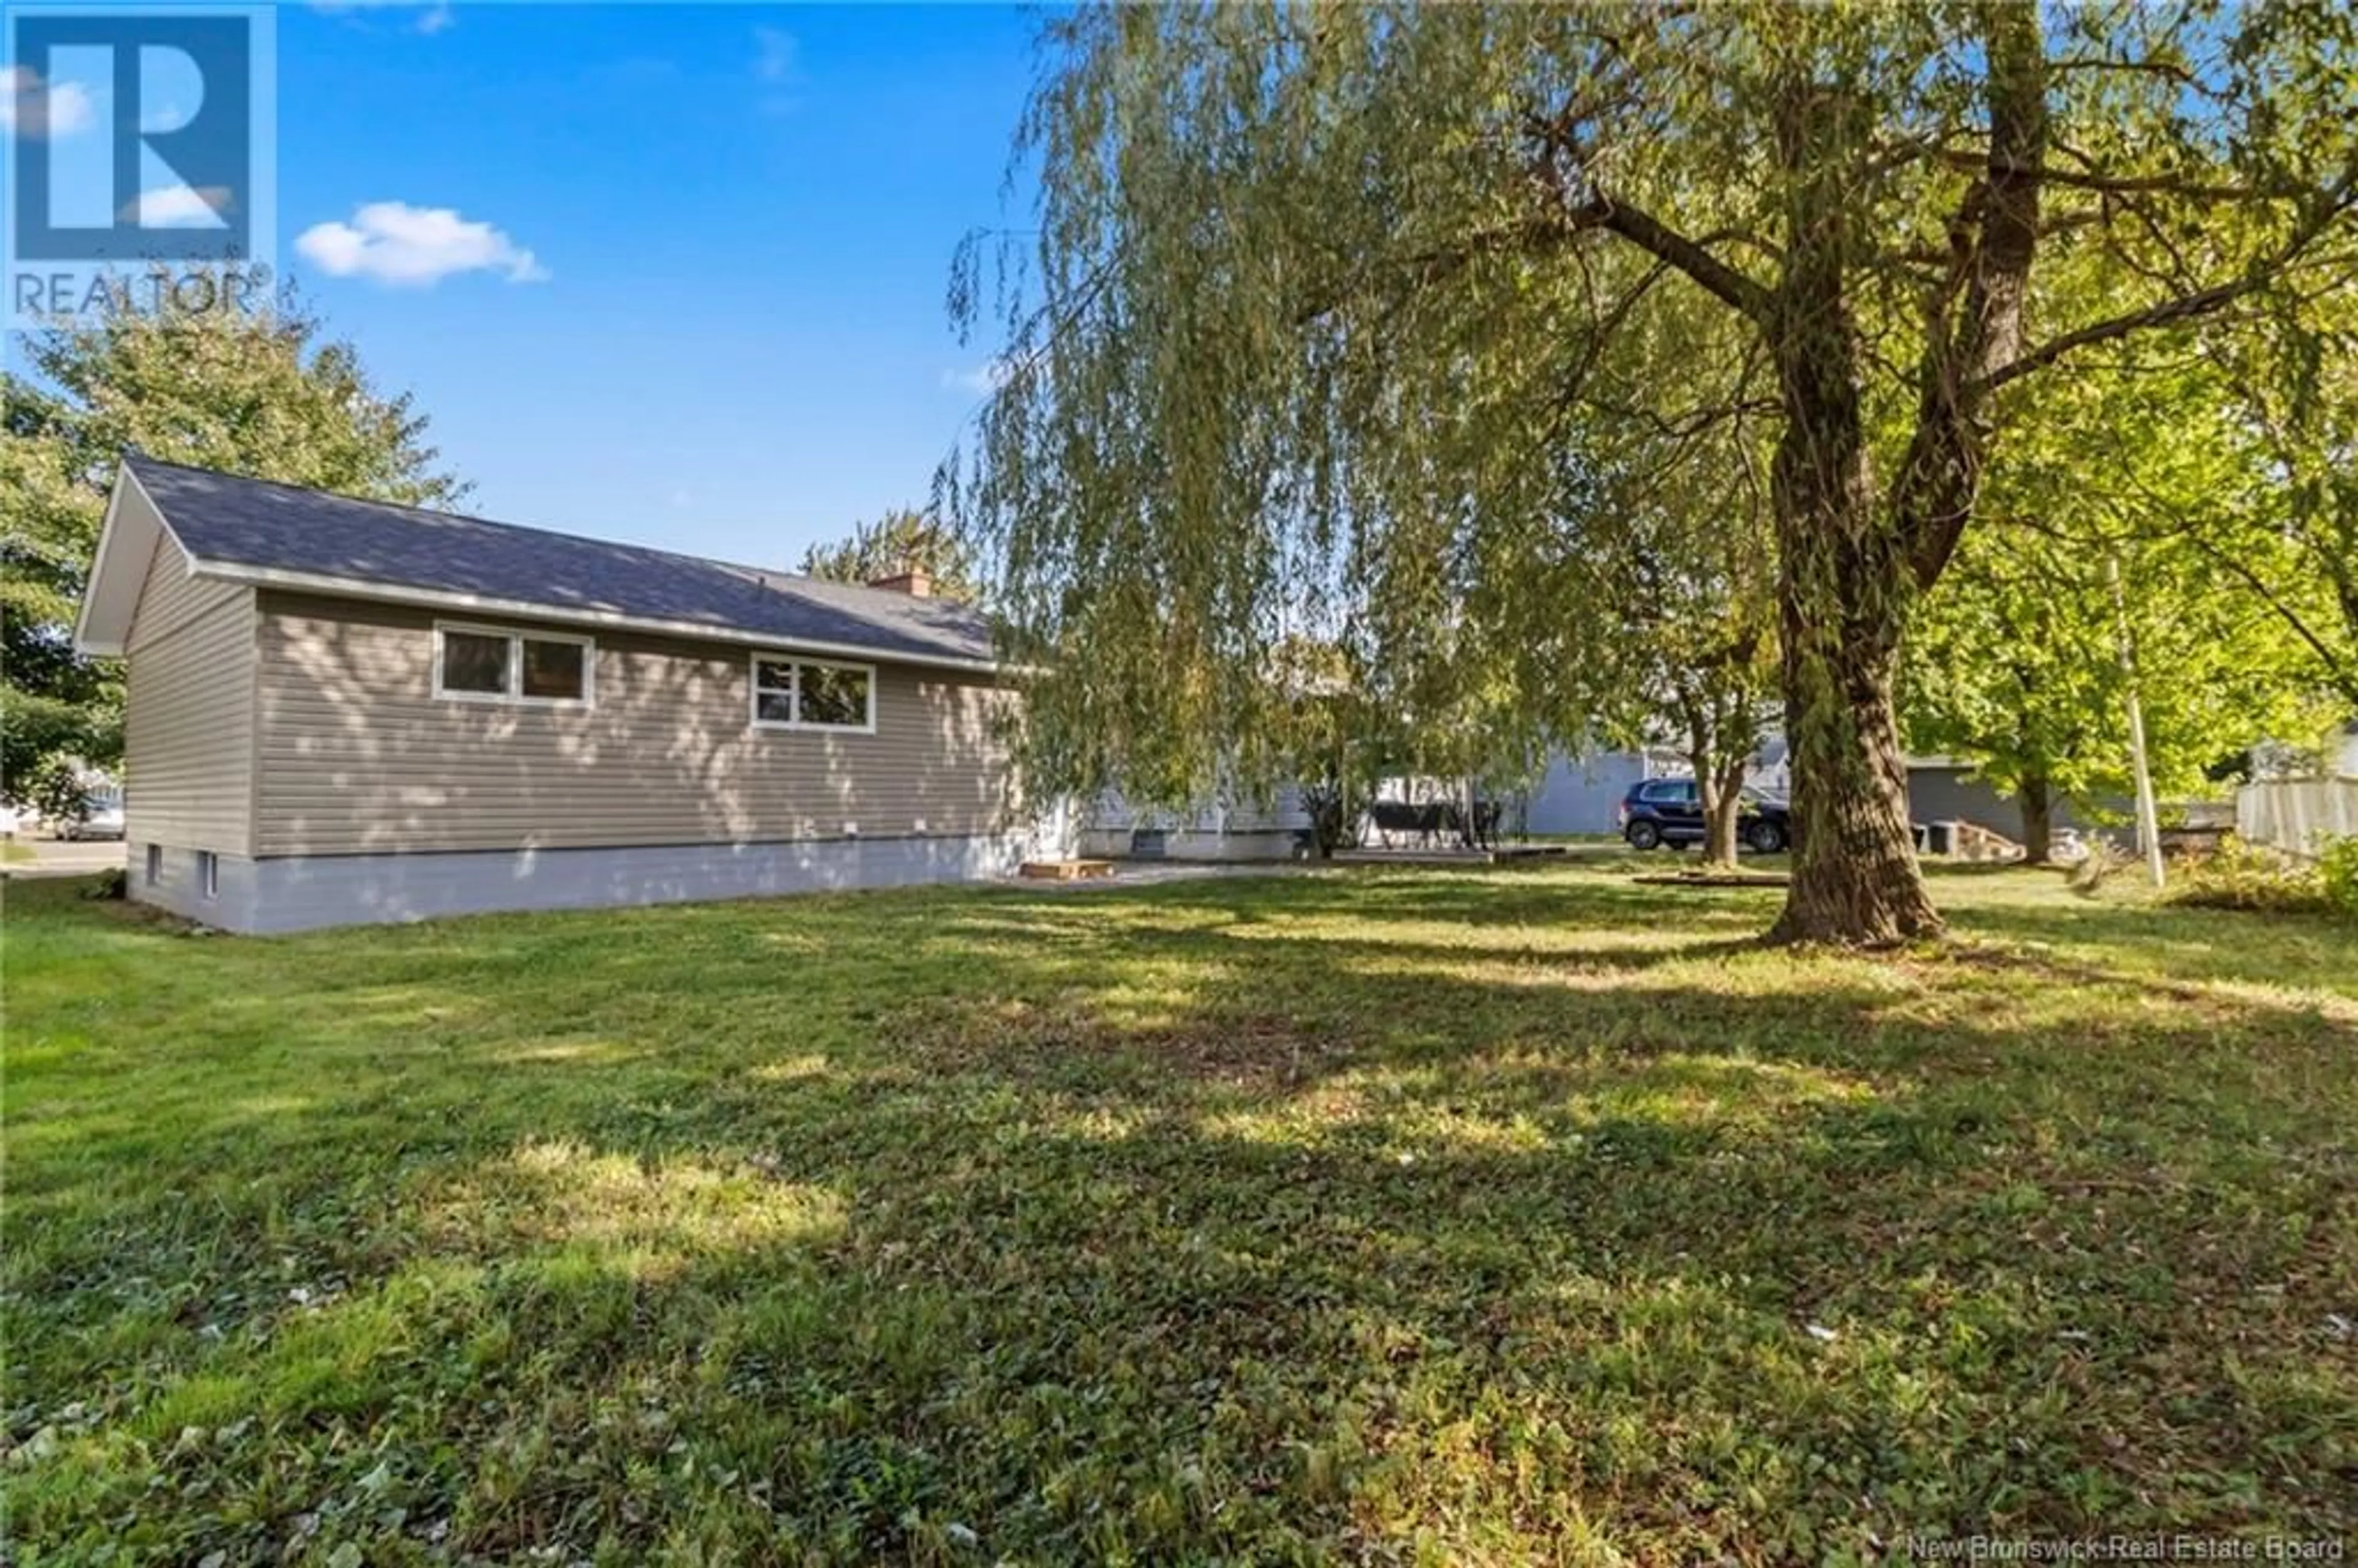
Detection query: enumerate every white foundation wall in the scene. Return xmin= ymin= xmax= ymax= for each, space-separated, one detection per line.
xmin=128 ymin=833 xmax=1044 ymax=934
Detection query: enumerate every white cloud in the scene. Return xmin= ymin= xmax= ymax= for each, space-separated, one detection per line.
xmin=120 ymin=184 xmax=235 ymax=229
xmin=2 ymin=65 xmax=95 ymax=139
xmin=752 ymin=25 xmax=798 ymax=82
xmin=752 ymin=25 xmax=801 ymax=115
xmin=297 ymin=201 xmax=548 ymax=287
xmin=311 ymin=0 xmax=457 ymax=34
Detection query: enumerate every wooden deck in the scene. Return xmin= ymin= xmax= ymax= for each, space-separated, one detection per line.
xmin=1018 ymin=858 xmax=1118 ymax=882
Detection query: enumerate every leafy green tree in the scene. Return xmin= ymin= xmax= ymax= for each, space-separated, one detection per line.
xmin=2201 ymin=307 xmax=2358 ymax=710
xmin=1646 ymin=596 xmax=1780 ymax=871
xmin=800 ymin=508 xmax=981 ymax=602
xmin=947 ymin=2 xmax=2358 ymax=943
xmin=1267 ymin=637 xmax=1375 ymax=860
xmin=3 ymin=283 xmax=464 ymax=793
xmin=1909 ymin=535 xmax=2322 ymax=861
xmin=1566 ymin=365 xmax=1781 ymax=867
xmin=24 ymin=755 xmax=101 ymax=828
xmin=2 ymin=384 xmax=121 ymax=788
xmin=1906 ymin=351 xmax=2327 ymax=860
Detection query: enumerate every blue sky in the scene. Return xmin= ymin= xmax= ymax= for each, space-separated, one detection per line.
xmin=36 ymin=2 xmax=1051 ymax=568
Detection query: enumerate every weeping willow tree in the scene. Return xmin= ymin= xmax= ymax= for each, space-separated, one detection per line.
xmin=946 ymin=2 xmax=2358 ymax=944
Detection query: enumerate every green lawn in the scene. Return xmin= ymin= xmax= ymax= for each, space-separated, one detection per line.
xmin=4 ymin=864 xmax=2353 ymax=1564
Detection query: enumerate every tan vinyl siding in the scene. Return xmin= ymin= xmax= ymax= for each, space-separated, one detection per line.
xmin=253 ymin=591 xmax=1019 ymax=856
xmin=123 ymin=541 xmax=257 ymax=855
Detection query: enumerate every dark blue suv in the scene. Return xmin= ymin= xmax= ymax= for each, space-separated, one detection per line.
xmin=1617 ymin=778 xmax=1793 ymax=853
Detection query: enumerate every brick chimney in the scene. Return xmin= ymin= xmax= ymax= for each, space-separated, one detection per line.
xmin=867 ymin=570 xmax=932 ymax=597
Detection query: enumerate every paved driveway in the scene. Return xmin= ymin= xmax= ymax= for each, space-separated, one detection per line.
xmin=3 ymin=839 xmax=128 ymax=880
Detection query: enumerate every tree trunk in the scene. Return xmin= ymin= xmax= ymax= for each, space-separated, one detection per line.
xmin=1764 ymin=79 xmax=1943 ymax=946
xmin=1694 ymin=755 xmax=1746 ymax=869
xmin=1769 ymin=595 xmax=1939 ymax=943
xmin=1305 ymin=783 xmax=1347 ymax=860
xmin=2017 ymin=771 xmax=2053 ymax=865
xmin=1679 ymin=695 xmax=1742 ymax=871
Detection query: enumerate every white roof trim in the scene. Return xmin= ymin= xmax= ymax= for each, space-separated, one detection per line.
xmin=73 ymin=464 xmax=180 ymax=656
xmin=191 ymin=559 xmax=1006 ymax=676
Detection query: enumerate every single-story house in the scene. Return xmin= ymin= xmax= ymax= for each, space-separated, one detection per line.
xmin=1516 ymin=740 xmax=1791 ymax=836
xmin=1517 ymin=747 xmax=1687 ymax=836
xmin=1076 ymin=785 xmax=1312 ymax=861
xmin=74 ymin=457 xmax=1068 ymax=933
xmin=1901 ymin=756 xmax=2098 ymax=845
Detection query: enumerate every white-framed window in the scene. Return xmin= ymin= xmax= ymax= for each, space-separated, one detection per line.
xmin=145 ymin=843 xmax=161 ymax=885
xmin=749 ymin=653 xmax=876 ymax=734
xmin=432 ymin=622 xmax=594 ymax=707
xmin=197 ymin=850 xmax=219 ymax=901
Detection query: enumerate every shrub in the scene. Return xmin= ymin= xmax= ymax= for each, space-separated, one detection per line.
xmin=2320 ymin=835 xmax=2358 ymax=917
xmin=2167 ymin=836 xmax=2335 ymax=916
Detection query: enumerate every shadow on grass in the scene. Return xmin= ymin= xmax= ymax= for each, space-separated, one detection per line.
xmin=4 ymin=868 xmax=2354 ymax=1560
xmin=1947 ymin=895 xmax=2358 ymax=999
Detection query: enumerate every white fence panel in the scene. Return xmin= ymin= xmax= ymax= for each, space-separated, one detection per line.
xmin=2238 ymin=780 xmax=2358 ymax=859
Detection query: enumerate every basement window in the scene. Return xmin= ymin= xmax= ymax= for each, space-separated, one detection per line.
xmin=434 ymin=623 xmax=594 ymax=706
xmin=750 ymin=654 xmax=876 ymax=733
xmin=198 ymin=850 xmax=219 ymax=901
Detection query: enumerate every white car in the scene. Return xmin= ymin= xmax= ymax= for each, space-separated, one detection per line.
xmin=60 ymin=799 xmax=126 ymax=841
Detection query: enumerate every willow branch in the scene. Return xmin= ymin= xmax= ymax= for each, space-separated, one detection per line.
xmin=1932 ymin=147 xmax=2289 ymax=204
xmin=1980 ymin=277 xmax=2270 ymax=393
xmin=1982 ymin=166 xmax=2358 ymax=394
xmin=1560 ymin=194 xmax=1775 ymax=324
xmin=1894 ymin=2 xmax=2046 ymax=590
xmin=1526 ymin=113 xmax=1773 ymax=324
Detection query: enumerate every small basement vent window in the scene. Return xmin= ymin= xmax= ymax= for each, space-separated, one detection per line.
xmin=145 ymin=843 xmax=161 ymax=885
xmin=750 ymin=655 xmax=876 ymax=732
xmin=434 ymin=624 xmax=593 ymax=706
xmin=198 ymin=850 xmax=219 ymax=901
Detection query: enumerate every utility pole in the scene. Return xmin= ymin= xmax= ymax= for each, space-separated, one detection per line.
xmin=2105 ymin=551 xmax=2167 ymax=890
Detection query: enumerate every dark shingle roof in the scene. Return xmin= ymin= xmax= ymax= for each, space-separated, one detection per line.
xmin=127 ymin=456 xmax=995 ymax=668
